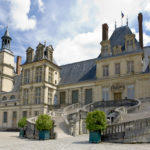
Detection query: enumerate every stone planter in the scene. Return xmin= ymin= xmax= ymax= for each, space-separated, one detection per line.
xmin=39 ymin=130 xmax=50 ymax=140
xmin=89 ymin=131 xmax=101 ymax=143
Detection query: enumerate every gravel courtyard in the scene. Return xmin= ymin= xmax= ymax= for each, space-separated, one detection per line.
xmin=0 ymin=132 xmax=150 ymax=150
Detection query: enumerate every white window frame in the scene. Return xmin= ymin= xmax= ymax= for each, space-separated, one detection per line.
xmin=103 ymin=65 xmax=109 ymax=77
xmin=102 ymin=88 xmax=109 ymax=101
xmin=127 ymin=85 xmax=134 ymax=99
xmin=35 ymin=87 xmax=41 ymax=104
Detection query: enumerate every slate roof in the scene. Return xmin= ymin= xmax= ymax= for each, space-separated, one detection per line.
xmin=59 ymin=58 xmax=97 ymax=85
xmin=109 ymin=25 xmax=141 ymax=52
xmin=59 ymin=26 xmax=144 ymax=85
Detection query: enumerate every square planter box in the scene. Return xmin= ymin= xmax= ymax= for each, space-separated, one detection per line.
xmin=89 ymin=131 xmax=101 ymax=143
xmin=19 ymin=129 xmax=25 ymax=137
xmin=39 ymin=130 xmax=50 ymax=140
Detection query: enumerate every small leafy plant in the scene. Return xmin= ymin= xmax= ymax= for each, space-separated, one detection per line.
xmin=36 ymin=114 xmax=53 ymax=131
xmin=86 ymin=110 xmax=107 ymax=131
xmin=18 ymin=117 xmax=27 ymax=128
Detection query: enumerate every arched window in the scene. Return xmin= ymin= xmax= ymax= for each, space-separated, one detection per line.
xmin=2 ymin=96 xmax=7 ymax=101
xmin=10 ymin=95 xmax=15 ymax=100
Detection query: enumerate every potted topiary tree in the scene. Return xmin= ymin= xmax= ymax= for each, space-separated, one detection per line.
xmin=36 ymin=114 xmax=53 ymax=140
xmin=86 ymin=110 xmax=107 ymax=143
xmin=18 ymin=117 xmax=27 ymax=137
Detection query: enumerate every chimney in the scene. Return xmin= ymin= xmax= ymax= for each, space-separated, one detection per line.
xmin=102 ymin=23 xmax=108 ymax=41
xmin=16 ymin=56 xmax=21 ymax=75
xmin=138 ymin=13 xmax=143 ymax=49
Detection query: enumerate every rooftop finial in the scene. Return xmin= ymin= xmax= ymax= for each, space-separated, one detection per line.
xmin=44 ymin=41 xmax=46 ymax=46
xmin=126 ymin=16 xmax=128 ymax=26
xmin=115 ymin=20 xmax=117 ymax=29
xmin=4 ymin=26 xmax=9 ymax=37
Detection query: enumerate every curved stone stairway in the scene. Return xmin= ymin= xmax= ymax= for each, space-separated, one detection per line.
xmin=53 ymin=116 xmax=72 ymax=138
xmin=121 ymin=101 xmax=150 ymax=122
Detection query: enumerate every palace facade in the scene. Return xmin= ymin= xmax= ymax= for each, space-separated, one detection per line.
xmin=0 ymin=13 xmax=150 ymax=129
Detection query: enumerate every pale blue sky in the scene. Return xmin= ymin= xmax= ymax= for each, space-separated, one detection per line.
xmin=0 ymin=0 xmax=150 ymax=65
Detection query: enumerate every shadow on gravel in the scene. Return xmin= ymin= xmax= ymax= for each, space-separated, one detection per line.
xmin=72 ymin=141 xmax=90 ymax=144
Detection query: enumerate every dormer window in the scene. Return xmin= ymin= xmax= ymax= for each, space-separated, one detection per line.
xmin=127 ymin=40 xmax=133 ymax=51
xmin=113 ymin=45 xmax=122 ymax=55
xmin=37 ymin=49 xmax=43 ymax=60
xmin=26 ymin=47 xmax=34 ymax=63
xmin=36 ymin=43 xmax=44 ymax=61
xmin=125 ymin=34 xmax=135 ymax=52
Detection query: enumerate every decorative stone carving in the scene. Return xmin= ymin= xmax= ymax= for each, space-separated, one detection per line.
xmin=111 ymin=83 xmax=125 ymax=91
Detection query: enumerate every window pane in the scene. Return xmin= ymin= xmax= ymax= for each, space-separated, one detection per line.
xmin=72 ymin=90 xmax=78 ymax=104
xmin=102 ymin=88 xmax=109 ymax=101
xmin=85 ymin=89 xmax=92 ymax=104
xmin=60 ymin=92 xmax=66 ymax=104
xmin=3 ymin=112 xmax=7 ymax=123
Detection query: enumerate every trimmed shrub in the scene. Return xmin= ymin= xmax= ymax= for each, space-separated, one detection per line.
xmin=86 ymin=110 xmax=107 ymax=131
xmin=18 ymin=117 xmax=27 ymax=128
xmin=36 ymin=114 xmax=53 ymax=131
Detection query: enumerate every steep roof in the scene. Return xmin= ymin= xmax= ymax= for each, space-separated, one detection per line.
xmin=109 ymin=25 xmax=141 ymax=51
xmin=59 ymin=58 xmax=97 ymax=85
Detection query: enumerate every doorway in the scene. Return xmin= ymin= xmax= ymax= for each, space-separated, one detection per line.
xmin=114 ymin=93 xmax=122 ymax=100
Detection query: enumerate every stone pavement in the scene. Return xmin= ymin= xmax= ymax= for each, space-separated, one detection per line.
xmin=0 ymin=132 xmax=150 ymax=150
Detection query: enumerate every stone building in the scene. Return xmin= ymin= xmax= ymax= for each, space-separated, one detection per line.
xmin=0 ymin=13 xmax=150 ymax=129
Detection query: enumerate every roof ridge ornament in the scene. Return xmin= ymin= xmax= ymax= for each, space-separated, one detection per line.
xmin=126 ymin=16 xmax=128 ymax=26
xmin=115 ymin=20 xmax=117 ymax=29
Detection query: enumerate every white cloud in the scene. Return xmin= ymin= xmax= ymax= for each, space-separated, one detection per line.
xmin=145 ymin=21 xmax=150 ymax=31
xmin=9 ymin=0 xmax=36 ymax=31
xmin=131 ymin=28 xmax=150 ymax=46
xmin=54 ymin=0 xmax=150 ymax=65
xmin=0 ymin=25 xmax=4 ymax=29
xmin=54 ymin=27 xmax=101 ymax=65
xmin=38 ymin=0 xmax=44 ymax=13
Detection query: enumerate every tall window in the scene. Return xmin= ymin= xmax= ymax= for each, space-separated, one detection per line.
xmin=37 ymin=49 xmax=43 ymax=60
xmin=10 ymin=95 xmax=15 ymax=100
xmin=127 ymin=40 xmax=133 ymax=51
xmin=60 ymin=92 xmax=66 ymax=104
xmin=103 ymin=65 xmax=109 ymax=77
xmin=35 ymin=87 xmax=41 ymax=104
xmin=3 ymin=112 xmax=7 ymax=123
xmin=23 ymin=89 xmax=29 ymax=105
xmin=48 ymin=67 xmax=53 ymax=83
xmin=22 ymin=111 xmax=27 ymax=117
xmin=115 ymin=63 xmax=120 ymax=74
xmin=102 ymin=88 xmax=109 ymax=101
xmin=72 ymin=90 xmax=78 ymax=104
xmin=127 ymin=85 xmax=134 ymax=99
xmin=34 ymin=111 xmax=39 ymax=116
xmin=48 ymin=88 xmax=53 ymax=104
xmin=24 ymin=69 xmax=30 ymax=84
xmin=127 ymin=61 xmax=134 ymax=73
xmin=2 ymin=96 xmax=7 ymax=101
xmin=85 ymin=89 xmax=92 ymax=104
xmin=36 ymin=67 xmax=42 ymax=82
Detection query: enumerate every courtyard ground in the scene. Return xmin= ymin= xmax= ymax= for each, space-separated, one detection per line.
xmin=0 ymin=132 xmax=150 ymax=150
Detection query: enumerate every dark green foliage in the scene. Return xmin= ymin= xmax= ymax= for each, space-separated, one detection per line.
xmin=18 ymin=117 xmax=27 ymax=128
xmin=36 ymin=114 xmax=53 ymax=131
xmin=86 ymin=110 xmax=107 ymax=131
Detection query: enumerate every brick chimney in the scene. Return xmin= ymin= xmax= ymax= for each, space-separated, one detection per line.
xmin=102 ymin=23 xmax=108 ymax=41
xmin=16 ymin=56 xmax=21 ymax=75
xmin=138 ymin=13 xmax=143 ymax=49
